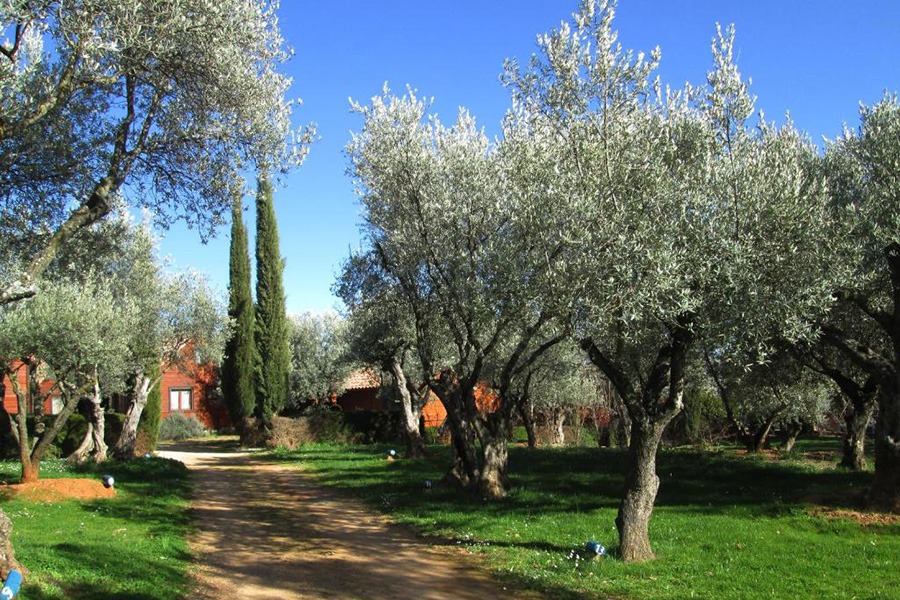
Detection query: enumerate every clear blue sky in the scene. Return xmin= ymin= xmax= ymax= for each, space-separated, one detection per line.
xmin=156 ymin=0 xmax=900 ymax=316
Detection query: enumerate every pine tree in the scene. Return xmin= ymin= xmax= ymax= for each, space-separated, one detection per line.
xmin=222 ymin=194 xmax=257 ymax=436
xmin=253 ymin=174 xmax=290 ymax=435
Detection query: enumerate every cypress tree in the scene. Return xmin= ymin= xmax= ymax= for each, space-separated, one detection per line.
xmin=222 ymin=194 xmax=257 ymax=436
xmin=135 ymin=363 xmax=162 ymax=452
xmin=253 ymin=174 xmax=290 ymax=435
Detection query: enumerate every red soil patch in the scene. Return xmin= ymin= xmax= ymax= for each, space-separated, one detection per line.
xmin=811 ymin=508 xmax=900 ymax=527
xmin=734 ymin=449 xmax=780 ymax=460
xmin=1 ymin=478 xmax=116 ymax=503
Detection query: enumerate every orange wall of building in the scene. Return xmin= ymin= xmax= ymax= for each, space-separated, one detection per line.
xmin=2 ymin=364 xmax=56 ymax=415
xmin=160 ymin=362 xmax=231 ymax=430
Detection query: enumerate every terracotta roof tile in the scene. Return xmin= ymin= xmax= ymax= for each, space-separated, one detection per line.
xmin=342 ymin=368 xmax=381 ymax=390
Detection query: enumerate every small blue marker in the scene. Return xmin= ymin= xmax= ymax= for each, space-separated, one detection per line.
xmin=1 ymin=569 xmax=23 ymax=599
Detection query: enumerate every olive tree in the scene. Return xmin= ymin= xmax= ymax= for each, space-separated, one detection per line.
xmin=821 ymin=97 xmax=900 ymax=510
xmin=704 ymin=349 xmax=832 ymax=452
xmin=504 ymin=0 xmax=842 ymax=559
xmin=789 ymin=304 xmax=880 ymax=470
xmin=112 ymin=271 xmax=226 ymax=459
xmin=495 ymin=339 xmax=597 ymax=447
xmin=288 ymin=311 xmax=351 ymax=410
xmin=0 ymin=0 xmax=310 ymax=304
xmin=347 ymin=90 xmax=569 ymax=497
xmin=0 ymin=278 xmax=137 ymax=481
xmin=337 ymin=253 xmax=430 ymax=458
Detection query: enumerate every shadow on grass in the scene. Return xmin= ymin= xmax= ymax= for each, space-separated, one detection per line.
xmin=157 ymin=436 xmax=243 ymax=454
xmin=279 ymin=441 xmax=878 ymax=522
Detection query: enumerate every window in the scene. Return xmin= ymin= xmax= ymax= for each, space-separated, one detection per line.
xmin=168 ymin=388 xmax=193 ymax=411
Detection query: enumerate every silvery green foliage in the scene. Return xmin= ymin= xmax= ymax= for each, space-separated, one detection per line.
xmin=0 ymin=277 xmax=139 ymax=395
xmin=288 ymin=311 xmax=351 ymax=407
xmin=508 ymin=339 xmax=598 ymax=413
xmin=505 ymin=1 xmax=843 ymax=364
xmin=156 ymin=271 xmax=227 ymax=367
xmin=0 ymin=0 xmax=312 ymax=300
xmin=826 ymin=96 xmax=900 ymax=312
xmin=348 ymin=88 xmax=569 ymax=389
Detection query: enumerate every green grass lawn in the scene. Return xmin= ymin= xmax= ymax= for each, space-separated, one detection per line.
xmin=0 ymin=457 xmax=192 ymax=600
xmin=276 ymin=441 xmax=899 ymax=600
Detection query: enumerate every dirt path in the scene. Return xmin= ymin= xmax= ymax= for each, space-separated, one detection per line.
xmin=158 ymin=440 xmax=532 ymax=600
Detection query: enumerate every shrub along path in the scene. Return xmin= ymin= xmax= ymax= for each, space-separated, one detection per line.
xmin=158 ymin=438 xmax=535 ymax=600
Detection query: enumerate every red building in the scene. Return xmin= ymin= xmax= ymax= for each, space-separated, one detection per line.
xmin=3 ymin=353 xmax=231 ymax=432
xmin=333 ymin=367 xmax=492 ymax=429
xmin=158 ymin=357 xmax=231 ymax=430
xmin=2 ymin=361 xmax=60 ymax=415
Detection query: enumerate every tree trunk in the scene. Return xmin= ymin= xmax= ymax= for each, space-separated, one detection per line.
xmin=19 ymin=460 xmax=39 ymax=484
xmin=868 ymin=242 xmax=900 ymax=511
xmin=870 ymin=377 xmax=900 ymax=512
xmin=435 ymin=384 xmax=480 ymax=487
xmin=88 ymin=375 xmax=107 ymax=463
xmin=547 ymin=407 xmax=566 ymax=446
xmin=841 ymin=399 xmax=874 ymax=470
xmin=477 ymin=410 xmax=513 ymax=499
xmin=479 ymin=435 xmax=509 ymax=499
xmin=781 ymin=420 xmax=803 ymax=453
xmin=516 ymin=399 xmax=537 ymax=448
xmin=616 ymin=417 xmax=670 ymax=562
xmin=67 ymin=421 xmax=95 ymax=465
xmin=28 ymin=392 xmax=78 ymax=478
xmin=441 ymin=438 xmax=474 ymax=488
xmin=389 ymin=357 xmax=426 ymax=459
xmin=112 ymin=373 xmax=151 ymax=460
xmin=0 ymin=509 xmax=24 ymax=581
xmin=583 ymin=317 xmax=693 ymax=562
xmin=751 ymin=405 xmax=787 ymax=452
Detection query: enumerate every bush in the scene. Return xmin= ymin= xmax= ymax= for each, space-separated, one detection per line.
xmin=673 ymin=388 xmax=728 ymax=445
xmin=267 ymin=416 xmax=314 ymax=450
xmin=136 ymin=369 xmax=163 ymax=451
xmin=265 ymin=408 xmax=404 ymax=449
xmin=304 ymin=406 xmax=351 ymax=443
xmin=159 ymin=413 xmax=207 ymax=441
xmin=341 ymin=410 xmax=400 ymax=444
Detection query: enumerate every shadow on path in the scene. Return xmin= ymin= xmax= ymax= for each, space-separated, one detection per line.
xmin=159 ymin=439 xmax=534 ymax=600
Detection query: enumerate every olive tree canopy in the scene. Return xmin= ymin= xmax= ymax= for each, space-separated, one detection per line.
xmin=0 ymin=0 xmax=312 ymax=303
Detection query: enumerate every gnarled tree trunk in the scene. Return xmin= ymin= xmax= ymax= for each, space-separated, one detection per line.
xmin=112 ymin=373 xmax=152 ymax=460
xmin=0 ymin=509 xmax=25 ymax=582
xmin=67 ymin=421 xmax=95 ymax=465
xmin=751 ymin=403 xmax=788 ymax=452
xmin=477 ymin=409 xmax=513 ymax=499
xmin=547 ymin=407 xmax=566 ymax=446
xmin=870 ymin=377 xmax=900 ymax=512
xmin=389 ymin=356 xmax=426 ymax=458
xmin=781 ymin=419 xmax=803 ymax=453
xmin=841 ymin=397 xmax=875 ymax=470
xmin=616 ymin=416 xmax=673 ymax=562
xmin=68 ymin=376 xmax=107 ymax=464
xmin=434 ymin=380 xmax=481 ymax=488
xmin=516 ymin=398 xmax=537 ymax=448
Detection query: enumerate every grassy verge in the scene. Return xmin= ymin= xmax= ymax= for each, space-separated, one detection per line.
xmin=0 ymin=457 xmax=192 ymax=600
xmin=276 ymin=441 xmax=898 ymax=600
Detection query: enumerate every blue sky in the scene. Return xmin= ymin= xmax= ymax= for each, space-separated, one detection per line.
xmin=156 ymin=0 xmax=900 ymax=316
